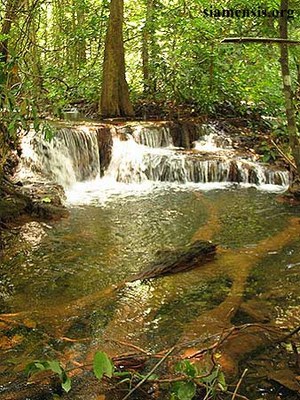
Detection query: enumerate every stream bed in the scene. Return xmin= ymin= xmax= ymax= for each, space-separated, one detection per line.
xmin=1 ymin=186 xmax=300 ymax=399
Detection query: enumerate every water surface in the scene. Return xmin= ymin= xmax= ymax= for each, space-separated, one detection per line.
xmin=1 ymin=187 xmax=299 ymax=399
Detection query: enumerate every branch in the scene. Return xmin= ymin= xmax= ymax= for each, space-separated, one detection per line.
xmin=221 ymin=37 xmax=300 ymax=45
xmin=270 ymin=139 xmax=297 ymax=171
xmin=231 ymin=369 xmax=248 ymax=400
xmin=121 ymin=347 xmax=176 ymax=400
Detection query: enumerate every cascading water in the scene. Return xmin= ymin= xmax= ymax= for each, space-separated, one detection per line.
xmin=18 ymin=122 xmax=290 ymax=204
xmin=193 ymin=124 xmax=233 ymax=151
xmin=106 ymin=124 xmax=289 ymax=187
xmin=20 ymin=127 xmax=100 ymax=188
xmin=131 ymin=124 xmax=174 ymax=148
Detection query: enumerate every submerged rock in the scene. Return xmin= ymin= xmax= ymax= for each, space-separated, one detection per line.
xmin=168 ymin=121 xmax=201 ymax=148
xmin=22 ymin=183 xmax=68 ymax=220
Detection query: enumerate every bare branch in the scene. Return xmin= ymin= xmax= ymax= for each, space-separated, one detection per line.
xmin=221 ymin=37 xmax=300 ymax=45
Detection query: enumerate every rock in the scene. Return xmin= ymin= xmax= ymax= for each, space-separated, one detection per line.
xmin=19 ymin=182 xmax=68 ymax=220
xmin=168 ymin=121 xmax=201 ymax=149
xmin=268 ymin=369 xmax=300 ymax=394
xmin=0 ymin=179 xmax=68 ymax=226
xmin=289 ymin=178 xmax=300 ymax=199
xmin=96 ymin=126 xmax=113 ymax=176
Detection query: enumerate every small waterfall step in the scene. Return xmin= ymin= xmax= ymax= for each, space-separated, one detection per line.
xmin=18 ymin=121 xmax=290 ymax=196
xmin=106 ymin=136 xmax=289 ymax=186
xmin=20 ymin=127 xmax=100 ymax=188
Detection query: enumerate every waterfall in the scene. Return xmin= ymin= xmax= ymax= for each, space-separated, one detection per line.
xmin=193 ymin=124 xmax=232 ymax=152
xmin=19 ymin=122 xmax=290 ymax=204
xmin=20 ymin=127 xmax=100 ymax=188
xmin=131 ymin=124 xmax=174 ymax=148
xmin=105 ymin=136 xmax=289 ymax=187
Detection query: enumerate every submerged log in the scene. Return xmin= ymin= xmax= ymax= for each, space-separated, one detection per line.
xmin=130 ymin=240 xmax=217 ymax=281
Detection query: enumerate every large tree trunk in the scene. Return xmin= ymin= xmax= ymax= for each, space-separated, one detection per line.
xmin=279 ymin=0 xmax=300 ymax=175
xmin=100 ymin=0 xmax=134 ymax=118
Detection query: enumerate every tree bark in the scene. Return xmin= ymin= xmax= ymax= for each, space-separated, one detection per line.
xmin=279 ymin=0 xmax=300 ymax=175
xmin=100 ymin=0 xmax=134 ymax=118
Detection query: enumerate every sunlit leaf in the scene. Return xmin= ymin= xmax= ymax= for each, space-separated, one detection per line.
xmin=62 ymin=374 xmax=72 ymax=393
xmin=41 ymin=197 xmax=52 ymax=203
xmin=177 ymin=381 xmax=196 ymax=400
xmin=93 ymin=351 xmax=113 ymax=380
xmin=47 ymin=360 xmax=63 ymax=376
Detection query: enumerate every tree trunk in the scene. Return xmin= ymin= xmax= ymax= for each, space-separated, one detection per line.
xmin=296 ymin=61 xmax=300 ymax=104
xmin=0 ymin=0 xmax=20 ymax=180
xmin=142 ymin=0 xmax=155 ymax=95
xmin=279 ymin=0 xmax=300 ymax=175
xmin=25 ymin=0 xmax=44 ymax=101
xmin=142 ymin=11 xmax=150 ymax=94
xmin=100 ymin=0 xmax=134 ymax=118
xmin=0 ymin=0 xmax=19 ymax=64
xmin=76 ymin=4 xmax=87 ymax=64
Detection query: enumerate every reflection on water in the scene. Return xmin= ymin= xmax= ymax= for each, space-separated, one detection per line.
xmin=0 ymin=187 xmax=300 ymax=399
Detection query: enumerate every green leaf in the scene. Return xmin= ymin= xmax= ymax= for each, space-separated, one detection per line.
xmin=201 ymin=368 xmax=219 ymax=384
xmin=25 ymin=361 xmax=44 ymax=376
xmin=93 ymin=351 xmax=113 ymax=380
xmin=41 ymin=197 xmax=52 ymax=203
xmin=217 ymin=371 xmax=227 ymax=392
xmin=177 ymin=381 xmax=196 ymax=400
xmin=147 ymin=373 xmax=159 ymax=381
xmin=46 ymin=360 xmax=63 ymax=377
xmin=175 ymin=360 xmax=197 ymax=378
xmin=35 ymin=362 xmax=47 ymax=371
xmin=42 ymin=123 xmax=55 ymax=141
xmin=61 ymin=374 xmax=72 ymax=393
xmin=113 ymin=371 xmax=132 ymax=377
xmin=33 ymin=119 xmax=40 ymax=132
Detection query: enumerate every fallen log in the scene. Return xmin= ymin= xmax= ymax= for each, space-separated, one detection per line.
xmin=130 ymin=240 xmax=217 ymax=281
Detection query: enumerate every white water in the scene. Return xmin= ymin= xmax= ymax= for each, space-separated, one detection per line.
xmin=19 ymin=123 xmax=290 ymax=205
xmin=193 ymin=124 xmax=232 ymax=152
xmin=20 ymin=127 xmax=100 ymax=188
xmin=131 ymin=124 xmax=174 ymax=148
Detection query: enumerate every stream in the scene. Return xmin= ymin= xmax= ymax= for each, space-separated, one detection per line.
xmin=0 ymin=122 xmax=299 ymax=399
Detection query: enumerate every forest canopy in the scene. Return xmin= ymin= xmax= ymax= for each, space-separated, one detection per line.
xmin=0 ymin=0 xmax=299 ymax=119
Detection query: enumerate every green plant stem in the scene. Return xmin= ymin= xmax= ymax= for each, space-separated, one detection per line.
xmin=121 ymin=346 xmax=176 ymax=400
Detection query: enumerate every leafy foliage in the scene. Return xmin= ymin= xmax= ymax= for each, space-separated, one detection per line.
xmin=25 ymin=352 xmax=227 ymax=399
xmin=25 ymin=360 xmax=71 ymax=393
xmin=171 ymin=360 xmax=227 ymax=400
xmin=1 ymin=0 xmax=299 ymax=117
